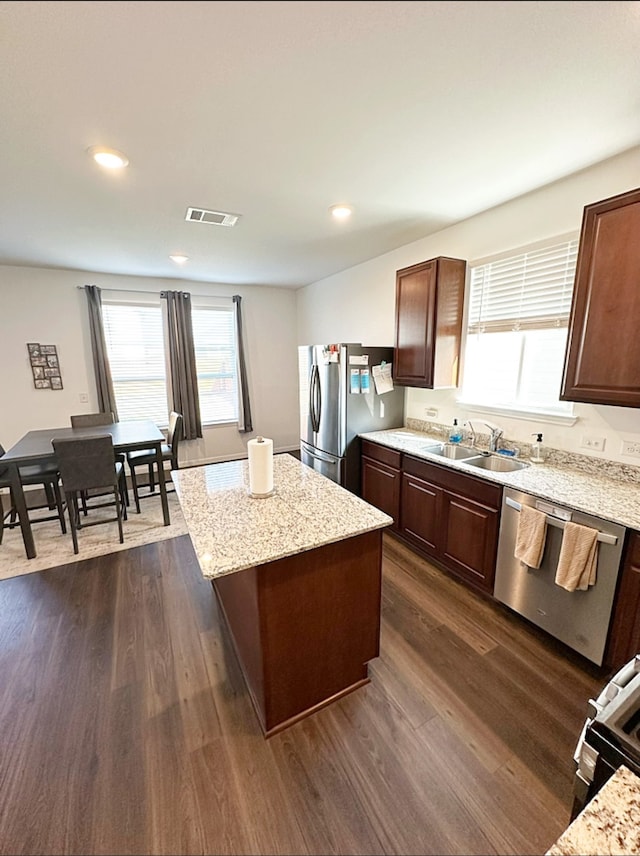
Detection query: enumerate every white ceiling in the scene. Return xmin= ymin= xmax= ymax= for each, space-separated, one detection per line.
xmin=1 ymin=1 xmax=640 ymax=289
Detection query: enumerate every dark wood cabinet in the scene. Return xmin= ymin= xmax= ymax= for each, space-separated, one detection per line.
xmin=361 ymin=441 xmax=502 ymax=593
xmin=440 ymin=489 xmax=500 ymax=591
xmin=361 ymin=440 xmax=401 ymax=530
xmin=393 ymin=256 xmax=466 ymax=388
xmin=400 ymin=471 xmax=443 ymax=555
xmin=399 ymin=455 xmax=502 ymax=593
xmin=561 ymin=186 xmax=640 ymax=407
xmin=605 ymin=530 xmax=640 ymax=672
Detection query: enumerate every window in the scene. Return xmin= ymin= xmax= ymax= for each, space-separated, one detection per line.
xmin=102 ymin=302 xmax=168 ymax=424
xmin=191 ymin=306 xmax=238 ymax=423
xmin=460 ymin=236 xmax=578 ymax=418
xmin=102 ymin=298 xmax=238 ymax=426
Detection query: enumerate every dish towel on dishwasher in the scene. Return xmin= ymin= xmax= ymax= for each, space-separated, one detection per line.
xmin=514 ymin=505 xmax=548 ymax=568
xmin=555 ymin=521 xmax=599 ymax=592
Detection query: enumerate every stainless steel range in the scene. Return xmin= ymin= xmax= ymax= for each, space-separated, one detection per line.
xmin=494 ymin=487 xmax=626 ymax=665
xmin=572 ymin=655 xmax=640 ymax=819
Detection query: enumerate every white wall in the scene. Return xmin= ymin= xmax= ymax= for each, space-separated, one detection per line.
xmin=296 ymin=146 xmax=640 ymax=464
xmin=0 ymin=266 xmax=300 ymax=462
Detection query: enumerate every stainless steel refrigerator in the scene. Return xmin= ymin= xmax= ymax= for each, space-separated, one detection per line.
xmin=298 ymin=343 xmax=405 ymax=493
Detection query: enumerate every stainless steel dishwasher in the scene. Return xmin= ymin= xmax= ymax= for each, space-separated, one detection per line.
xmin=494 ymin=487 xmax=626 ymax=665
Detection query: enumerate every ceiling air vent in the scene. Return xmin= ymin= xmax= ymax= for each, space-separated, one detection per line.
xmin=185 ymin=207 xmax=239 ymax=227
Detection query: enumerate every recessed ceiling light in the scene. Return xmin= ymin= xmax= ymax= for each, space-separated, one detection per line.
xmin=329 ymin=203 xmax=353 ymax=220
xmin=169 ymin=254 xmax=189 ymax=265
xmin=87 ymin=146 xmax=129 ymax=169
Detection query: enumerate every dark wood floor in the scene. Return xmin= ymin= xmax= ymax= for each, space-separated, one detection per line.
xmin=0 ymin=531 xmax=605 ymax=855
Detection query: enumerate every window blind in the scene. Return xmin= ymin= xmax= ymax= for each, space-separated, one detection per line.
xmin=101 ymin=303 xmax=169 ymax=424
xmin=468 ymin=239 xmax=578 ymax=333
xmin=461 ymin=236 xmax=578 ymax=417
xmin=191 ymin=307 xmax=238 ymax=424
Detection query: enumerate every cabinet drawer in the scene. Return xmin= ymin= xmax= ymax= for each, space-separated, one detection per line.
xmin=403 ymin=454 xmax=502 ymax=509
xmin=361 ymin=440 xmax=401 ymax=469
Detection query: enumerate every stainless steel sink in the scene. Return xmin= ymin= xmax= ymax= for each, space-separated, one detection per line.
xmin=464 ymin=454 xmax=529 ymax=472
xmin=421 ymin=443 xmax=478 ymax=460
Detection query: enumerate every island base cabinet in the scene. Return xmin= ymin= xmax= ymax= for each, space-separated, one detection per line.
xmin=212 ymin=529 xmax=383 ymax=737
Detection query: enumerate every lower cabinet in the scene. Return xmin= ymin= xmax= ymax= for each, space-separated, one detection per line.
xmin=362 ymin=440 xmax=637 ymax=660
xmin=605 ymin=530 xmax=640 ymax=671
xmin=361 ymin=440 xmax=401 ymax=531
xmin=400 ymin=455 xmax=501 ymax=593
xmin=400 ymin=471 xmax=442 ymax=554
xmin=361 ymin=441 xmax=502 ymax=594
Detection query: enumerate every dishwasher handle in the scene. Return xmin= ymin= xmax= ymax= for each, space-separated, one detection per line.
xmin=505 ymin=496 xmax=618 ymax=546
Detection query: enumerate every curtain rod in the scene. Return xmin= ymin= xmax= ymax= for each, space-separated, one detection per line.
xmin=76 ymin=285 xmax=234 ymax=300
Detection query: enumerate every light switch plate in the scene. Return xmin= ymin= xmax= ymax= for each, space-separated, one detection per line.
xmin=581 ymin=436 xmax=605 ymax=451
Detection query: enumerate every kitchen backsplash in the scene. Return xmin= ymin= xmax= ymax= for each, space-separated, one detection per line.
xmin=405 ymin=418 xmax=640 ymax=486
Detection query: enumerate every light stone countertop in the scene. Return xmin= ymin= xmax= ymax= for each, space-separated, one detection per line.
xmin=171 ymin=453 xmax=392 ymax=579
xmin=545 ymin=765 xmax=640 ymax=855
xmin=360 ymin=428 xmax=640 ymax=531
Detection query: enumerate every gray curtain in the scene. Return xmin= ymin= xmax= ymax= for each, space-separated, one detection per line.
xmin=84 ymin=284 xmax=119 ymax=421
xmin=162 ymin=290 xmax=202 ymax=440
xmin=233 ymin=294 xmax=253 ymax=433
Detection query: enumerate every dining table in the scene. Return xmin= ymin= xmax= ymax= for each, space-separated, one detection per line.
xmin=1 ymin=419 xmax=171 ymax=559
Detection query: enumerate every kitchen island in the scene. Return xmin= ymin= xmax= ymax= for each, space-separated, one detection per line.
xmin=172 ymin=453 xmax=392 ymax=737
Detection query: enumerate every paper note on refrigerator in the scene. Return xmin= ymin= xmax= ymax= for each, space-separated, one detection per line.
xmin=372 ymin=362 xmax=394 ymax=394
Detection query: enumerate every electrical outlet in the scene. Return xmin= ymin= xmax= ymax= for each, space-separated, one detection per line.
xmin=581 ymin=436 xmax=605 ymax=452
xmin=424 ymin=407 xmax=438 ymax=419
xmin=622 ymin=440 xmax=640 ymax=457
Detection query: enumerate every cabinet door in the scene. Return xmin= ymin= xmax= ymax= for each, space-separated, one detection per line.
xmin=393 ymin=257 xmax=466 ymax=389
xmin=561 ymin=187 xmax=640 ymax=407
xmin=394 ymin=259 xmax=437 ymax=387
xmin=361 ymin=455 xmax=400 ymax=529
xmin=440 ymin=490 xmax=499 ymax=592
xmin=605 ymin=531 xmax=640 ymax=671
xmin=400 ymin=472 xmax=443 ymax=557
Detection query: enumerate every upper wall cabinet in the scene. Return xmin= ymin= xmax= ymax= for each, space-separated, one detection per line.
xmin=393 ymin=256 xmax=466 ymax=388
xmin=561 ymin=187 xmax=640 ymax=407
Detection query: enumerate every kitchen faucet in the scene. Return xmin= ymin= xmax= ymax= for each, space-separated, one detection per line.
xmin=464 ymin=421 xmax=477 ymax=447
xmin=483 ymin=421 xmax=504 ymax=452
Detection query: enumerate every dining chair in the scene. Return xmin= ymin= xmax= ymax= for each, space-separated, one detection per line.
xmin=70 ymin=411 xmax=116 ymax=429
xmin=0 ymin=443 xmax=66 ymax=545
xmin=69 ymin=412 xmax=129 ymax=512
xmin=52 ymin=434 xmax=126 ymax=554
xmin=127 ymin=411 xmax=183 ymax=513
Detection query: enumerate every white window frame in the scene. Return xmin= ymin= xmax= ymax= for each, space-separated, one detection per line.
xmin=457 ymin=233 xmax=579 ymax=425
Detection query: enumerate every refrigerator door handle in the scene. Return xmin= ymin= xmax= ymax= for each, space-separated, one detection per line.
xmin=303 ymin=446 xmax=337 ymax=465
xmin=308 ymin=365 xmax=316 ymax=432
xmin=311 ymin=364 xmax=321 ymax=433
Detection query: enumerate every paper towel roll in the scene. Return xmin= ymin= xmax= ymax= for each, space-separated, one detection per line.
xmin=248 ymin=436 xmax=274 ymax=497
